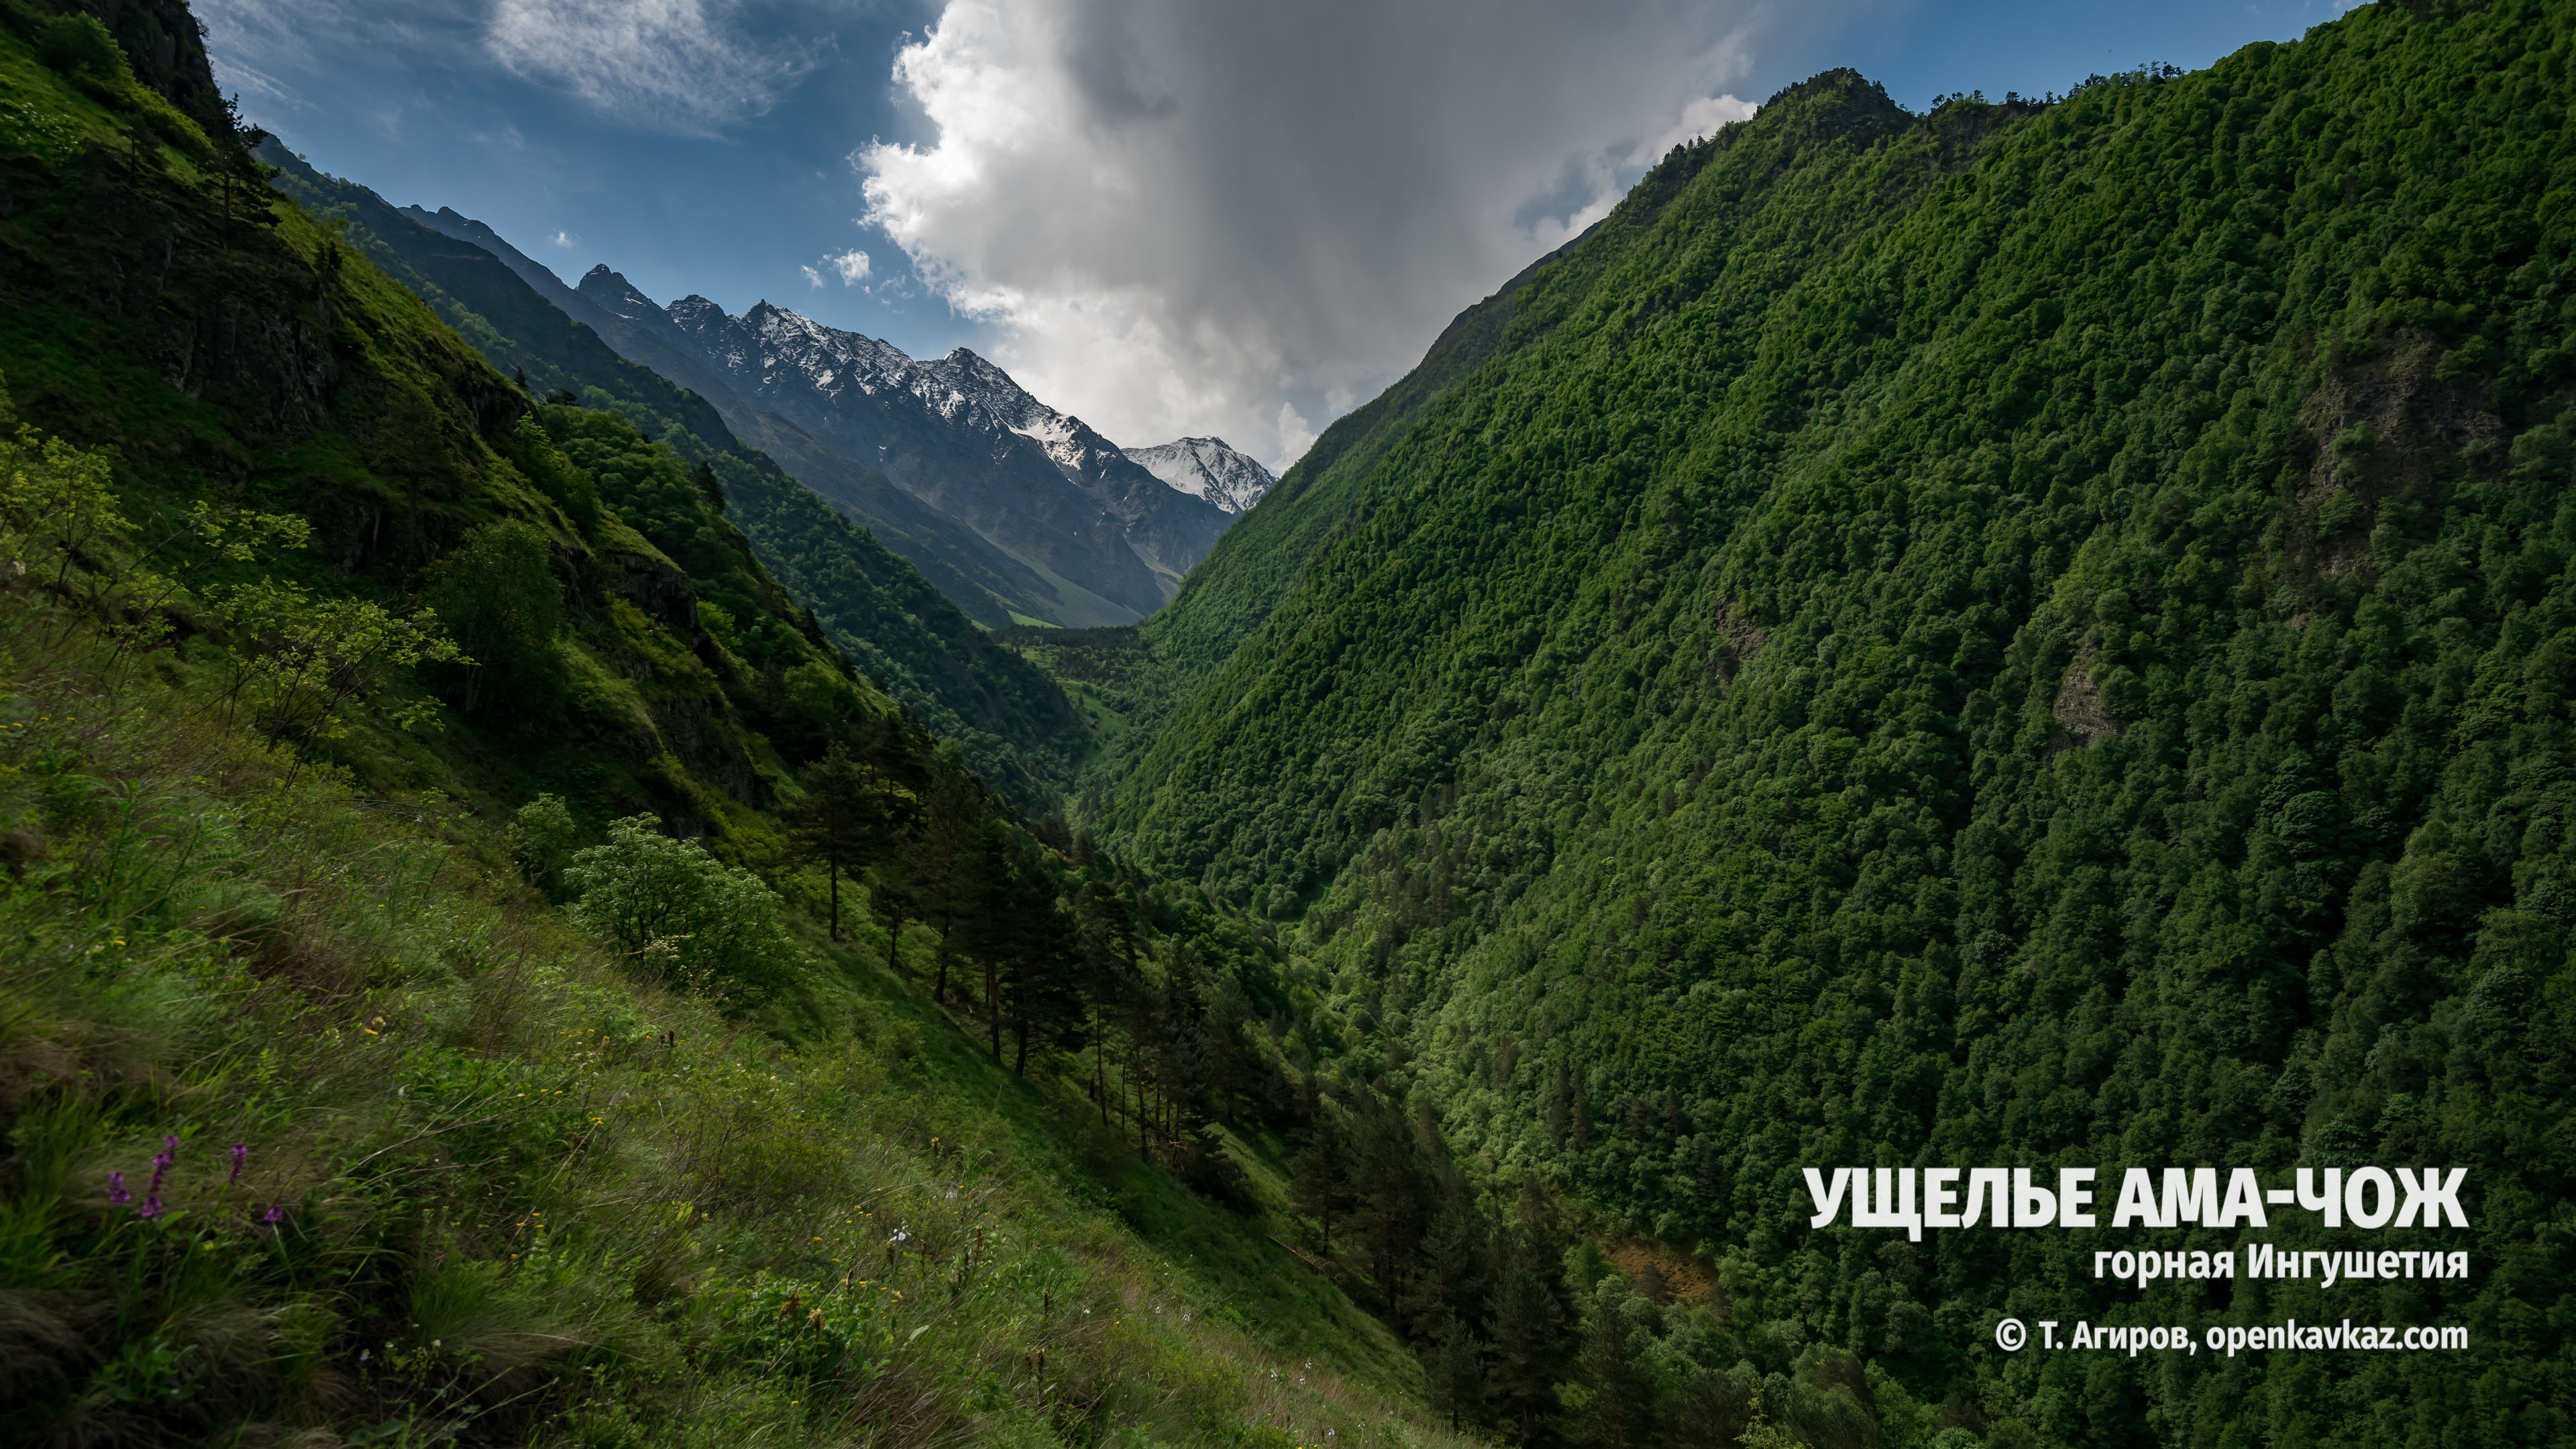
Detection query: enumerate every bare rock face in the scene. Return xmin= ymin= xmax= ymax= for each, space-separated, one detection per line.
xmin=2051 ymin=650 xmax=2123 ymax=749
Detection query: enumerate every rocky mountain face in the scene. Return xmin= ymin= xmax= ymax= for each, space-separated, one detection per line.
xmin=572 ymin=272 xmax=1231 ymax=625
xmin=394 ymin=208 xmax=1077 ymax=632
xmin=915 ymin=347 xmax=1236 ymax=590
xmin=1122 ymin=437 xmax=1275 ymax=515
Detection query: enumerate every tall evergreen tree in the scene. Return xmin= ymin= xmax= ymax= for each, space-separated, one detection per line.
xmin=1002 ymin=872 xmax=1083 ymax=1078
xmin=1485 ymin=1243 xmax=1566 ymax=1446
xmin=784 ymin=743 xmax=904 ymax=941
xmin=1290 ymin=1115 xmax=1350 ymax=1253
xmin=1078 ymin=881 xmax=1143 ymax=1124
xmin=1424 ymin=1309 xmax=1486 ymax=1434
xmin=1569 ymin=1282 xmax=1656 ymax=1449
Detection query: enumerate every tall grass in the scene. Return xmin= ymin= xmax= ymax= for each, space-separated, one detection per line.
xmin=0 ymin=586 xmax=1479 ymax=1448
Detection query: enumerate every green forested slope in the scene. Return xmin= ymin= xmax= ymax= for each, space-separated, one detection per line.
xmin=0 ymin=6 xmax=1473 ymax=1444
xmin=1138 ymin=241 xmax=1582 ymax=703
xmin=256 ymin=146 xmax=1091 ymax=810
xmin=1096 ymin=4 xmax=2576 ymax=1444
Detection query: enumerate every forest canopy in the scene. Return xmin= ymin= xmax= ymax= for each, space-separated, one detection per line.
xmin=1086 ymin=3 xmax=2576 ymax=1444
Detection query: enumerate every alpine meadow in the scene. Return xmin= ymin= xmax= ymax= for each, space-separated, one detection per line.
xmin=3 ymin=0 xmax=2573 ymax=1448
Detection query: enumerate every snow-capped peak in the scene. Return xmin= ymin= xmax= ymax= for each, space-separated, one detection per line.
xmin=1122 ymin=438 xmax=1275 ymax=515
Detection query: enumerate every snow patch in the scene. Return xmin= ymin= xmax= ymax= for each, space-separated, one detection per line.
xmin=1123 ymin=437 xmax=1276 ymax=515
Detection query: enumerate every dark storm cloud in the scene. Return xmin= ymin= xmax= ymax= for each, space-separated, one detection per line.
xmin=859 ymin=0 xmax=1837 ymax=463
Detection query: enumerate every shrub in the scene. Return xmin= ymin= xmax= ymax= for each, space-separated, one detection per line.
xmin=563 ymin=814 xmax=802 ymax=991
xmin=502 ymin=794 xmax=578 ymax=900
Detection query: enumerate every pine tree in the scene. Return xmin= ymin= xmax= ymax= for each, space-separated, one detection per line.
xmin=1405 ymin=1195 xmax=1491 ymax=1340
xmin=1002 ymin=873 xmax=1082 ymax=1078
xmin=910 ymin=772 xmax=983 ymax=1006
xmin=1485 ymin=1244 xmax=1562 ymax=1445
xmin=784 ymin=743 xmax=901 ymax=941
xmin=1570 ymin=1281 xmax=1654 ymax=1448
xmin=1289 ymin=1116 xmax=1349 ymax=1253
xmin=1077 ymin=881 xmax=1142 ymax=1124
xmin=867 ymin=857 xmax=918 ymax=971
xmin=949 ymin=820 xmax=1024 ymax=1059
xmin=1424 ymin=1309 xmax=1485 ymax=1433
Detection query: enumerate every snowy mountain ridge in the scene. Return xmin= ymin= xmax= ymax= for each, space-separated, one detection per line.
xmin=571 ymin=270 xmax=1234 ymax=623
xmin=1122 ymin=437 xmax=1276 ymax=515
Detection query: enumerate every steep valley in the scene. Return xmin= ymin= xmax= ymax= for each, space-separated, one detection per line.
xmin=2 ymin=0 xmax=2571 ymax=1445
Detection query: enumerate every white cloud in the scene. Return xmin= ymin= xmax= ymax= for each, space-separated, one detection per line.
xmin=200 ymin=0 xmax=480 ymax=113
xmin=551 ymin=229 xmax=578 ymax=248
xmin=1274 ymin=402 xmax=1316 ymax=470
xmin=857 ymin=0 xmax=1787 ymax=468
xmin=828 ymin=248 xmax=872 ymax=285
xmin=802 ymin=264 xmax=827 ymax=287
xmin=484 ymin=0 xmax=816 ymax=134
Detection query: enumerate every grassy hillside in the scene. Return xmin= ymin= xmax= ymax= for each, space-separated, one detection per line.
xmin=0 ymin=4 xmax=1476 ymax=1444
xmin=1091 ymin=3 xmax=2576 ymax=1445
xmin=257 ymin=146 xmax=1093 ymax=812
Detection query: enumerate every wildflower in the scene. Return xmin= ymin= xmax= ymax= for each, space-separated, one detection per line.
xmin=262 ymin=1203 xmax=285 ymax=1226
xmin=138 ymin=1197 xmax=164 ymax=1220
xmin=142 ymin=1136 xmax=177 ymax=1210
xmin=229 ymin=1142 xmax=248 ymax=1186
xmin=107 ymin=1171 xmax=129 ymax=1206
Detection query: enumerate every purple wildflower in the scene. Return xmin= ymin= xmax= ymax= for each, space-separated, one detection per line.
xmin=147 ymin=1137 xmax=176 ymax=1199
xmin=229 ymin=1142 xmax=248 ymax=1186
xmin=261 ymin=1203 xmax=285 ymax=1226
xmin=107 ymin=1171 xmax=129 ymax=1206
xmin=138 ymin=1197 xmax=163 ymax=1220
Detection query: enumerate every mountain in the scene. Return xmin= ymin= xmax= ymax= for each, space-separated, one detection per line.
xmin=256 ymin=142 xmax=1091 ymax=808
xmin=914 ymin=345 xmax=1236 ymax=589
xmin=0 ymin=4 xmax=1462 ymax=1443
xmin=392 ymin=205 xmax=1083 ymax=633
xmin=1088 ymin=4 xmax=2576 ymax=1445
xmin=1134 ymin=235 xmax=1587 ymax=711
xmin=1124 ymin=437 xmax=1276 ymax=515
xmin=576 ymin=271 xmax=1231 ymax=623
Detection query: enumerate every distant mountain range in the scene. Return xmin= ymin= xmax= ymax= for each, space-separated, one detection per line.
xmin=396 ymin=207 xmax=1268 ymax=629
xmin=253 ymin=142 xmax=1093 ymax=804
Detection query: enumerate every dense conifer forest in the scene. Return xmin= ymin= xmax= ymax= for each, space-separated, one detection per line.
xmin=1085 ymin=3 xmax=2576 ymax=1445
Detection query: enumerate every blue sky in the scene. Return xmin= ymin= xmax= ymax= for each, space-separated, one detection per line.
xmin=203 ymin=0 xmax=2363 ymax=461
